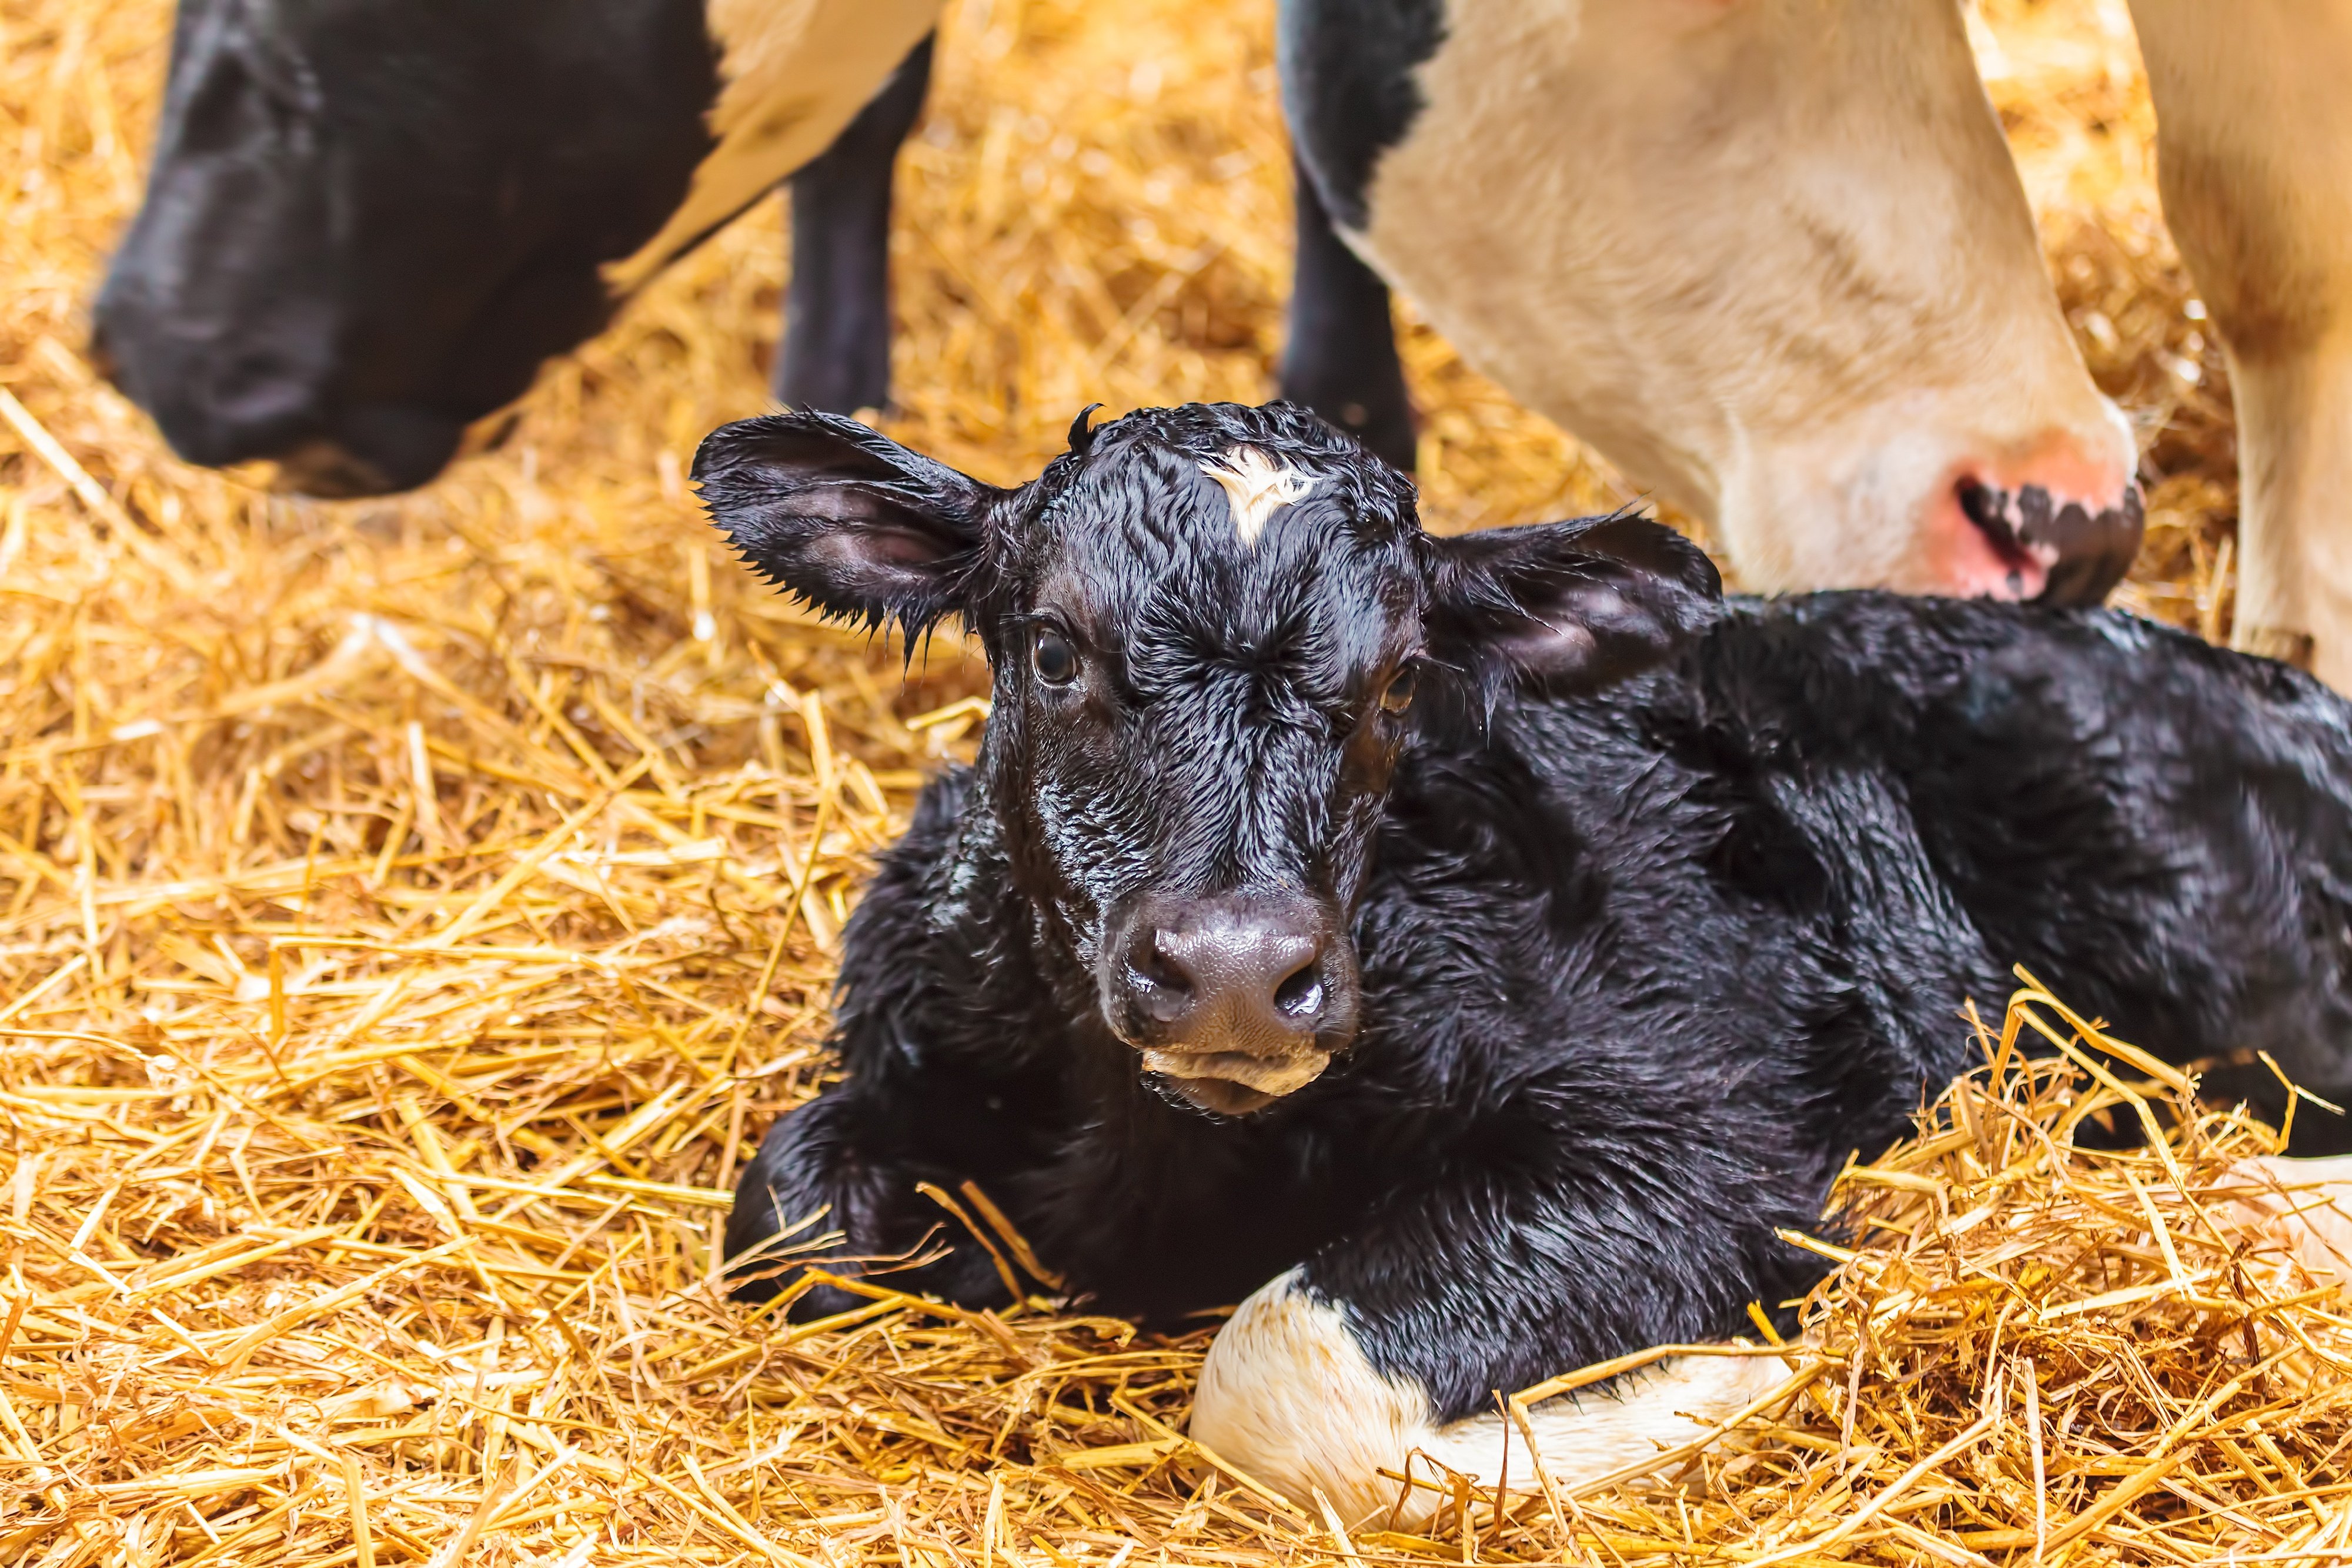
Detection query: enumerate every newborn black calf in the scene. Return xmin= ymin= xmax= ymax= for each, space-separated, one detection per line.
xmin=696 ymin=401 xmax=2352 ymax=1519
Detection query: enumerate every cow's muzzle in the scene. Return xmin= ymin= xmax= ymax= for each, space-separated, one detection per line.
xmin=1955 ymin=477 xmax=2145 ymax=607
xmin=1105 ymin=890 xmax=1359 ymax=1115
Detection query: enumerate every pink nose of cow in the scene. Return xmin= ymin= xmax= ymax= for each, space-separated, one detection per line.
xmin=1932 ymin=446 xmax=2144 ymax=606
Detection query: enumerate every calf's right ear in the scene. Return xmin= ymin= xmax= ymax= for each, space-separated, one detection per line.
xmin=1424 ymin=511 xmax=1722 ymax=695
xmin=693 ymin=412 xmax=1001 ymax=638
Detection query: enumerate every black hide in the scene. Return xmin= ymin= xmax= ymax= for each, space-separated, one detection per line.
xmin=715 ymin=402 xmax=2352 ymax=1425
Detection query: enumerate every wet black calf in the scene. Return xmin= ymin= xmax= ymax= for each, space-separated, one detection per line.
xmin=698 ymin=400 xmax=2352 ymax=1517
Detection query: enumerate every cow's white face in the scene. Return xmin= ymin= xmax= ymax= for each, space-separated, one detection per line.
xmin=1341 ymin=0 xmax=2141 ymax=604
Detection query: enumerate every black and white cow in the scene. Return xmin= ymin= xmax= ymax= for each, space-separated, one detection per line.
xmin=92 ymin=1 xmax=2352 ymax=683
xmin=91 ymin=0 xmax=948 ymax=495
xmin=89 ymin=0 xmax=1412 ymax=497
xmin=698 ymin=399 xmax=2352 ymax=1519
xmin=1280 ymin=0 xmax=2352 ymax=682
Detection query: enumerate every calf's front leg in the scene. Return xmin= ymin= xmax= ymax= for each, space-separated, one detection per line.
xmin=1190 ymin=1139 xmax=1818 ymax=1524
xmin=724 ymin=1079 xmax=1030 ymax=1314
xmin=1192 ymin=1268 xmax=1788 ymax=1526
xmin=724 ymin=1014 xmax=1068 ymax=1316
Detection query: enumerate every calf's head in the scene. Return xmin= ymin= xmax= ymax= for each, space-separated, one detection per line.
xmin=697 ymin=402 xmax=1719 ymax=1114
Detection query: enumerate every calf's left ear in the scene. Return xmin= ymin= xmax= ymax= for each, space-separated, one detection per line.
xmin=1424 ymin=513 xmax=1722 ymax=693
xmin=693 ymin=411 xmax=1003 ymax=638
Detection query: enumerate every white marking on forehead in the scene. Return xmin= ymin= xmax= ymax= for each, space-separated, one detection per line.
xmin=1198 ymin=447 xmax=1316 ymax=547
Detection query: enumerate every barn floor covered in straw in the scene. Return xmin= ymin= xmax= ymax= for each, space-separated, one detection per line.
xmin=1 ymin=0 xmax=2344 ymax=1563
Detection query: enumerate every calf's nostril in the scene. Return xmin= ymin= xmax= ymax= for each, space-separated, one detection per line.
xmin=1273 ymin=962 xmax=1324 ymax=1020
xmin=1141 ymin=932 xmax=1195 ymax=995
xmin=1121 ymin=928 xmax=1198 ymax=1027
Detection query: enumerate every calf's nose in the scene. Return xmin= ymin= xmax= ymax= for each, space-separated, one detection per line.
xmin=1111 ymin=892 xmax=1354 ymax=1114
xmin=1130 ymin=906 xmax=1327 ymax=1045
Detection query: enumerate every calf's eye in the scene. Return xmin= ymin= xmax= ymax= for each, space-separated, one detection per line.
xmin=1033 ymin=628 xmax=1079 ymax=687
xmin=1379 ymin=668 xmax=1416 ymax=714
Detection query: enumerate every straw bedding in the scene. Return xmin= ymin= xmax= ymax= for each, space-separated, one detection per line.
xmin=0 ymin=0 xmax=2335 ymax=1562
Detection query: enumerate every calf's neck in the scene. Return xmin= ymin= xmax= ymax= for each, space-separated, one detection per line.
xmin=697 ymin=402 xmax=2352 ymax=1520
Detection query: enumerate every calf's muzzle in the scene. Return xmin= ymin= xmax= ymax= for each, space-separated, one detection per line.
xmin=1106 ymin=891 xmax=1358 ymax=1115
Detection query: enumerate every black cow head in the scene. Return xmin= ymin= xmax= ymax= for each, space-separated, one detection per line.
xmin=696 ymin=402 xmax=1721 ymax=1114
xmin=91 ymin=0 xmax=717 ymax=496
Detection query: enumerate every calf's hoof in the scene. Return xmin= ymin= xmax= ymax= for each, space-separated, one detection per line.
xmin=722 ymin=1101 xmax=871 ymax=1312
xmin=1190 ymin=1269 xmax=1787 ymax=1527
xmin=722 ymin=1100 xmax=1027 ymax=1316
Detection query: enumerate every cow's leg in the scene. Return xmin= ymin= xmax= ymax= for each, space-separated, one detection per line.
xmin=775 ymin=34 xmax=936 ymax=414
xmin=1279 ymin=156 xmax=1418 ymax=474
xmin=2128 ymin=0 xmax=2352 ymax=686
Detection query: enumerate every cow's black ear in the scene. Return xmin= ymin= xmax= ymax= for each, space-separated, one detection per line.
xmin=1424 ymin=512 xmax=1722 ymax=693
xmin=693 ymin=411 xmax=1001 ymax=638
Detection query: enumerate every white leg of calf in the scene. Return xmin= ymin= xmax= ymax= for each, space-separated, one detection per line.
xmin=2217 ymin=1155 xmax=2352 ymax=1290
xmin=1190 ymin=1269 xmax=1789 ymax=1527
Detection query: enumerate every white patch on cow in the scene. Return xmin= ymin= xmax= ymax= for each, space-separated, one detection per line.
xmin=1339 ymin=0 xmax=2134 ymax=602
xmin=1198 ymin=447 xmax=1314 ymax=547
xmin=1191 ymin=1269 xmax=1790 ymax=1528
xmin=604 ymin=0 xmax=943 ymax=293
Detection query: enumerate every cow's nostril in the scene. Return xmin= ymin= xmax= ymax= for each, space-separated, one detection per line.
xmin=1955 ymin=477 xmax=2040 ymax=578
xmin=1273 ymin=962 xmax=1323 ymax=1019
